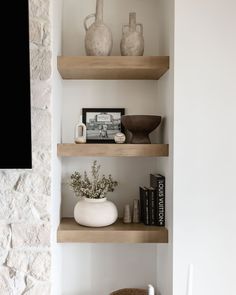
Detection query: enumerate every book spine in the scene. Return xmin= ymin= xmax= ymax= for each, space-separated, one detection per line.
xmin=150 ymin=174 xmax=157 ymax=189
xmin=143 ymin=189 xmax=149 ymax=225
xmin=156 ymin=177 xmax=165 ymax=226
xmin=139 ymin=187 xmax=144 ymax=222
xmin=148 ymin=189 xmax=156 ymax=225
xmin=139 ymin=187 xmax=149 ymax=224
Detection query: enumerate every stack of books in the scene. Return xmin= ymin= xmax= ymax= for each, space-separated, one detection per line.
xmin=139 ymin=174 xmax=165 ymax=226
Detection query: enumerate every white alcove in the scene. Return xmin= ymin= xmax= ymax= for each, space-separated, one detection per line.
xmin=53 ymin=0 xmax=174 ymax=294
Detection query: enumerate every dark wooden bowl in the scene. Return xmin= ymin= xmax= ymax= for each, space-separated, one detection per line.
xmin=110 ymin=288 xmax=147 ymax=295
xmin=121 ymin=115 xmax=161 ymax=144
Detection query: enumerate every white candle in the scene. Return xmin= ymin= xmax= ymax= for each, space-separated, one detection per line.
xmin=186 ymin=264 xmax=194 ymax=295
xmin=148 ymin=284 xmax=155 ymax=295
xmin=75 ymin=137 xmax=86 ymax=144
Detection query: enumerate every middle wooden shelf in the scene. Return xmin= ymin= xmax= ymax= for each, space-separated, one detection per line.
xmin=57 ymin=143 xmax=169 ymax=157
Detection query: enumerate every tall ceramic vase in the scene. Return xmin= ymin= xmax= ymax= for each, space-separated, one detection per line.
xmin=74 ymin=197 xmax=118 ymax=227
xmin=120 ymin=12 xmax=144 ymax=56
xmin=84 ymin=0 xmax=113 ymax=56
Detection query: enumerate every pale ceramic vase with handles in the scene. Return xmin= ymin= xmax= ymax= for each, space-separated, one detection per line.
xmin=74 ymin=197 xmax=118 ymax=227
xmin=84 ymin=0 xmax=113 ymax=56
xmin=120 ymin=12 xmax=144 ymax=56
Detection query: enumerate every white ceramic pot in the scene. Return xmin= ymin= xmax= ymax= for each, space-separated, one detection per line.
xmin=74 ymin=197 xmax=118 ymax=227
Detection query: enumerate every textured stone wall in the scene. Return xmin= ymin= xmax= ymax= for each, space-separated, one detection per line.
xmin=0 ymin=0 xmax=51 ymax=293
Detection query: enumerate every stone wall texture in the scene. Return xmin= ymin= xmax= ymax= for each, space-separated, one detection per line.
xmin=0 ymin=0 xmax=51 ymax=293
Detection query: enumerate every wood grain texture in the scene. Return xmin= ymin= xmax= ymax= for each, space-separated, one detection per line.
xmin=57 ymin=218 xmax=168 ymax=243
xmin=57 ymin=143 xmax=169 ymax=157
xmin=110 ymin=288 xmax=147 ymax=295
xmin=57 ymin=56 xmax=169 ymax=80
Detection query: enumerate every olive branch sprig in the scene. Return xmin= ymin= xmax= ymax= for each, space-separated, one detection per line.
xmin=69 ymin=160 xmax=118 ymax=199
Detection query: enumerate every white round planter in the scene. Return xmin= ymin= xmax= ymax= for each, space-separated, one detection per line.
xmin=74 ymin=197 xmax=118 ymax=227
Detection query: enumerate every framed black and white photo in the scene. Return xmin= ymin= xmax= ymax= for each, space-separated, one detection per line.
xmin=82 ymin=108 xmax=125 ymax=143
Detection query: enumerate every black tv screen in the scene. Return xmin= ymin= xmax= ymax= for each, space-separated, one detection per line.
xmin=1 ymin=0 xmax=32 ymax=168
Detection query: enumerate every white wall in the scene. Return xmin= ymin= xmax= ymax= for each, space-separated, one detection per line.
xmin=60 ymin=0 xmax=171 ymax=294
xmin=62 ymin=244 xmax=158 ymax=295
xmin=156 ymin=0 xmax=174 ymax=294
xmin=173 ymin=0 xmax=236 ymax=294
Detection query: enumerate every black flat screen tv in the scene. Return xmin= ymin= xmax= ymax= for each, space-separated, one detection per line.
xmin=0 ymin=0 xmax=32 ymax=169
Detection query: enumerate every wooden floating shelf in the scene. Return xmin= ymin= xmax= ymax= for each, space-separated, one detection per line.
xmin=57 ymin=218 xmax=168 ymax=243
xmin=57 ymin=143 xmax=169 ymax=157
xmin=57 ymin=56 xmax=169 ymax=80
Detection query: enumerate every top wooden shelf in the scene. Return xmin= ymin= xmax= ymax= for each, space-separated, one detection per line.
xmin=57 ymin=56 xmax=169 ymax=80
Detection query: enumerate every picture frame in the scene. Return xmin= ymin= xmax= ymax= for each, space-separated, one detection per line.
xmin=82 ymin=108 xmax=125 ymax=143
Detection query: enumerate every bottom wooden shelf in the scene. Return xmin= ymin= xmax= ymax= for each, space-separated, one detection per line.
xmin=57 ymin=218 xmax=168 ymax=243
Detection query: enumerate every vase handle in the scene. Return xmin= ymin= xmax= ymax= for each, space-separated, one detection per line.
xmin=136 ymin=23 xmax=143 ymax=34
xmin=84 ymin=14 xmax=95 ymax=31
